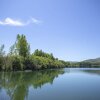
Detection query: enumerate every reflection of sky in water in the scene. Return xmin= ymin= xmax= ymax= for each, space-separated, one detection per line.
xmin=28 ymin=68 xmax=100 ymax=100
xmin=65 ymin=68 xmax=100 ymax=75
xmin=0 ymin=89 xmax=10 ymax=100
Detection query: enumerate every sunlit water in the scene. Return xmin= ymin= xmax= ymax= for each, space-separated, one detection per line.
xmin=0 ymin=68 xmax=100 ymax=100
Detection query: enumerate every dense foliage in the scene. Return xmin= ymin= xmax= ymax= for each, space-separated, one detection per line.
xmin=0 ymin=34 xmax=69 ymax=71
xmin=0 ymin=34 xmax=99 ymax=71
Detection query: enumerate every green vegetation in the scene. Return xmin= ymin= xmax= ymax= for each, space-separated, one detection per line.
xmin=69 ymin=61 xmax=100 ymax=68
xmin=0 ymin=34 xmax=69 ymax=71
xmin=0 ymin=34 xmax=100 ymax=71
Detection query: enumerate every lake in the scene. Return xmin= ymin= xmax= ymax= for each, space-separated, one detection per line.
xmin=0 ymin=68 xmax=100 ymax=100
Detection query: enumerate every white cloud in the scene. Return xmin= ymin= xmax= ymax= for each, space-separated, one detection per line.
xmin=0 ymin=18 xmax=26 ymax=26
xmin=31 ymin=17 xmax=42 ymax=24
xmin=0 ymin=17 xmax=42 ymax=26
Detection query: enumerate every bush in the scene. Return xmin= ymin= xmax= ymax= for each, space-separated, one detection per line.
xmin=12 ymin=56 xmax=24 ymax=71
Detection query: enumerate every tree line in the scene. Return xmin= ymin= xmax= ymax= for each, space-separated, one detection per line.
xmin=0 ymin=34 xmax=99 ymax=71
xmin=0 ymin=34 xmax=70 ymax=71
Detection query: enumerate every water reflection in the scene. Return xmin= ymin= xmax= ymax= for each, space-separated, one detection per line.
xmin=66 ymin=68 xmax=100 ymax=75
xmin=82 ymin=69 xmax=100 ymax=75
xmin=1 ymin=68 xmax=100 ymax=100
xmin=0 ymin=69 xmax=64 ymax=100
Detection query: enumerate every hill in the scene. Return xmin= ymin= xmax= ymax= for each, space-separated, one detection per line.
xmin=83 ymin=58 xmax=100 ymax=63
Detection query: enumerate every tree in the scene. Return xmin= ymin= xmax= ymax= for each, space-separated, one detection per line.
xmin=33 ymin=49 xmax=55 ymax=60
xmin=9 ymin=44 xmax=16 ymax=55
xmin=0 ymin=45 xmax=5 ymax=56
xmin=15 ymin=34 xmax=30 ymax=58
xmin=7 ymin=34 xmax=30 ymax=71
xmin=0 ymin=45 xmax=5 ymax=70
xmin=34 ymin=49 xmax=39 ymax=56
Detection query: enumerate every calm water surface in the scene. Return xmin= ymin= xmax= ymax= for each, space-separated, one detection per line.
xmin=0 ymin=68 xmax=100 ymax=100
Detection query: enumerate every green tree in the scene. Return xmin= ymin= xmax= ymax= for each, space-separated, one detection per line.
xmin=34 ymin=49 xmax=55 ymax=60
xmin=0 ymin=44 xmax=5 ymax=56
xmin=15 ymin=34 xmax=30 ymax=58
xmin=9 ymin=44 xmax=16 ymax=55
xmin=0 ymin=45 xmax=5 ymax=70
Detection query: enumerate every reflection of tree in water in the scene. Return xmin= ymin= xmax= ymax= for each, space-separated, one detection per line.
xmin=82 ymin=69 xmax=100 ymax=75
xmin=0 ymin=69 xmax=64 ymax=100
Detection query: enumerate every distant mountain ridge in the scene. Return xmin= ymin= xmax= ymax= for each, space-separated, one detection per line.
xmin=83 ymin=58 xmax=100 ymax=63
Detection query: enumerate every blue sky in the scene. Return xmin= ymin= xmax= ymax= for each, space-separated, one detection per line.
xmin=0 ymin=0 xmax=100 ymax=61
